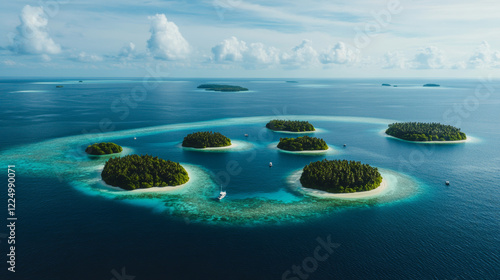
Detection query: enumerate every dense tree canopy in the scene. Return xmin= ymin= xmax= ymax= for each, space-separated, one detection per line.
xmin=85 ymin=142 xmax=123 ymax=155
xmin=300 ymin=159 xmax=382 ymax=193
xmin=197 ymin=84 xmax=248 ymax=92
xmin=101 ymin=154 xmax=189 ymax=190
xmin=386 ymin=122 xmax=466 ymax=141
xmin=266 ymin=120 xmax=315 ymax=132
xmin=182 ymin=131 xmax=232 ymax=148
xmin=277 ymin=136 xmax=328 ymax=151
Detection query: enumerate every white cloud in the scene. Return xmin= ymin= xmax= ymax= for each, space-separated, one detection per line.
xmin=382 ymin=51 xmax=407 ymax=69
xmin=147 ymin=14 xmax=190 ymax=60
xmin=212 ymin=36 xmax=248 ymax=62
xmin=281 ymin=39 xmax=319 ymax=68
xmin=2 ymin=60 xmax=16 ymax=66
xmin=319 ymin=42 xmax=358 ymax=65
xmin=468 ymin=41 xmax=500 ymax=68
xmin=10 ymin=5 xmax=61 ymax=56
xmin=410 ymin=46 xmax=445 ymax=69
xmin=71 ymin=52 xmax=103 ymax=63
xmin=211 ymin=37 xmax=280 ymax=67
xmin=118 ymin=42 xmax=136 ymax=60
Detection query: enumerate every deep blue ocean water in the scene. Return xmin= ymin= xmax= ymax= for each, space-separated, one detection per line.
xmin=0 ymin=78 xmax=498 ymax=280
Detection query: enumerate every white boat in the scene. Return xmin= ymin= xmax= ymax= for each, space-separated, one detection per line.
xmin=445 ymin=181 xmax=450 ymax=185
xmin=217 ymin=185 xmax=226 ymax=200
xmin=269 ymin=162 xmax=273 ymax=167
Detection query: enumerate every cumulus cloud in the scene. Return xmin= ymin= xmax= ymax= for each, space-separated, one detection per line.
xmin=118 ymin=42 xmax=136 ymax=60
xmin=212 ymin=36 xmax=248 ymax=62
xmin=319 ymin=42 xmax=358 ymax=65
xmin=211 ymin=37 xmax=280 ymax=67
xmin=382 ymin=51 xmax=408 ymax=69
xmin=468 ymin=41 xmax=500 ymax=68
xmin=147 ymin=14 xmax=190 ymax=60
xmin=10 ymin=5 xmax=61 ymax=56
xmin=410 ymin=46 xmax=445 ymax=69
xmin=281 ymin=40 xmax=319 ymax=68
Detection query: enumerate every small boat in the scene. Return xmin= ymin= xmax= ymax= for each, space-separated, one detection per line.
xmin=134 ymin=137 xmax=137 ymax=140
xmin=244 ymin=134 xmax=249 ymax=137
xmin=445 ymin=181 xmax=450 ymax=185
xmin=269 ymin=162 xmax=273 ymax=167
xmin=217 ymin=185 xmax=226 ymax=200
xmin=343 ymin=144 xmax=347 ymax=147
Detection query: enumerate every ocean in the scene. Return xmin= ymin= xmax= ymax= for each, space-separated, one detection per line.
xmin=0 ymin=78 xmax=498 ymax=279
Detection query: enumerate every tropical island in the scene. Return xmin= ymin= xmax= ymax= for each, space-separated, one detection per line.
xmin=101 ymin=154 xmax=189 ymax=190
xmin=386 ymin=122 xmax=467 ymax=142
xmin=423 ymin=83 xmax=440 ymax=87
xmin=85 ymin=142 xmax=123 ymax=155
xmin=277 ymin=136 xmax=328 ymax=151
xmin=300 ymin=159 xmax=382 ymax=193
xmin=266 ymin=120 xmax=315 ymax=132
xmin=382 ymin=83 xmax=391 ymax=86
xmin=182 ymin=131 xmax=232 ymax=148
xmin=197 ymin=84 xmax=249 ymax=92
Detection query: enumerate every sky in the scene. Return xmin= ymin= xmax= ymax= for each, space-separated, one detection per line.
xmin=1 ymin=0 xmax=500 ymax=78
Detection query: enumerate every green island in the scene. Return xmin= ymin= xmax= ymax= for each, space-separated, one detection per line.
xmin=182 ymin=131 xmax=232 ymax=148
xmin=101 ymin=154 xmax=189 ymax=190
xmin=382 ymin=83 xmax=391 ymax=86
xmin=277 ymin=136 xmax=328 ymax=151
xmin=266 ymin=120 xmax=315 ymax=132
xmin=300 ymin=159 xmax=382 ymax=193
xmin=197 ymin=84 xmax=249 ymax=92
xmin=386 ymin=122 xmax=466 ymax=142
xmin=85 ymin=142 xmax=123 ymax=155
xmin=423 ymin=83 xmax=440 ymax=87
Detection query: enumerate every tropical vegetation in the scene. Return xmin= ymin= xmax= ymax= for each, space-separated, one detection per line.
xmin=101 ymin=154 xmax=189 ymax=190
xmin=182 ymin=131 xmax=232 ymax=148
xmin=386 ymin=122 xmax=466 ymax=141
xmin=85 ymin=142 xmax=123 ymax=155
xmin=266 ymin=120 xmax=315 ymax=132
xmin=300 ymin=159 xmax=382 ymax=193
xmin=277 ymin=136 xmax=328 ymax=151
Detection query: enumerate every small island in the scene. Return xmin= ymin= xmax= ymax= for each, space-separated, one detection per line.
xmin=197 ymin=84 xmax=248 ymax=92
xmin=182 ymin=131 xmax=232 ymax=148
xmin=382 ymin=83 xmax=391 ymax=86
xmin=266 ymin=120 xmax=315 ymax=132
xmin=85 ymin=142 xmax=123 ymax=155
xmin=101 ymin=154 xmax=189 ymax=190
xmin=277 ymin=136 xmax=328 ymax=151
xmin=286 ymin=81 xmax=298 ymax=83
xmin=423 ymin=83 xmax=440 ymax=87
xmin=386 ymin=122 xmax=466 ymax=142
xmin=300 ymin=159 xmax=382 ymax=193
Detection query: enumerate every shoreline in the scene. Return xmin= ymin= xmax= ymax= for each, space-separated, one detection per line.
xmin=289 ymin=170 xmax=389 ymax=199
xmin=269 ymin=142 xmax=336 ymax=155
xmin=96 ymin=164 xmax=194 ymax=194
xmin=182 ymin=143 xmax=236 ymax=151
xmin=381 ymin=130 xmax=471 ymax=144
xmin=181 ymin=140 xmax=253 ymax=152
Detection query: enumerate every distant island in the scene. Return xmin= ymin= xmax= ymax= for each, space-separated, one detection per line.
xmin=197 ymin=84 xmax=248 ymax=92
xmin=182 ymin=131 xmax=231 ymax=148
xmin=300 ymin=159 xmax=382 ymax=193
xmin=423 ymin=83 xmax=440 ymax=87
xmin=266 ymin=120 xmax=315 ymax=132
xmin=386 ymin=122 xmax=466 ymax=141
xmin=85 ymin=142 xmax=123 ymax=155
xmin=277 ymin=136 xmax=328 ymax=151
xmin=101 ymin=154 xmax=189 ymax=190
xmin=382 ymin=83 xmax=391 ymax=86
xmin=286 ymin=81 xmax=298 ymax=83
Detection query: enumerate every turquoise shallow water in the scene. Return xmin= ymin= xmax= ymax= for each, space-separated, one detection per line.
xmin=0 ymin=78 xmax=498 ymax=279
